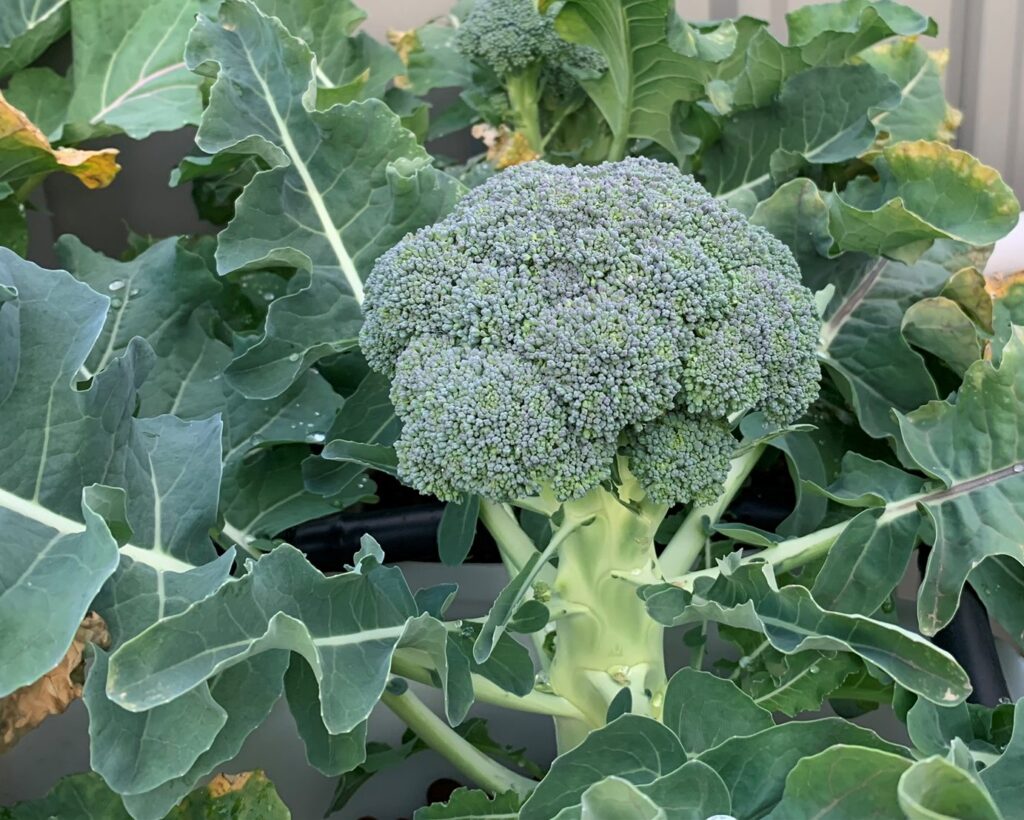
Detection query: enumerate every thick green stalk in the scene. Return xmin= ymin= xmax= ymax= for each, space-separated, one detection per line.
xmin=382 ymin=684 xmax=536 ymax=798
xmin=659 ymin=444 xmax=766 ymax=576
xmin=546 ymin=474 xmax=668 ymax=752
xmin=506 ymin=64 xmax=544 ymax=154
xmin=389 ymin=651 xmax=585 ymax=720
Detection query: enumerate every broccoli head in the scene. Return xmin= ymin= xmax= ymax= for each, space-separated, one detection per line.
xmin=455 ymin=0 xmax=603 ymax=79
xmin=360 ymin=158 xmax=821 ymax=505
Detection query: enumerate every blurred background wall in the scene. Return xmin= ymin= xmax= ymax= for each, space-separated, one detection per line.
xmin=362 ymin=0 xmax=1024 ymax=196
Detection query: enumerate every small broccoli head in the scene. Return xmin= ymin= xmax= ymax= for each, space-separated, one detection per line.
xmin=361 ymin=158 xmax=821 ymax=505
xmin=455 ymin=0 xmax=602 ymax=79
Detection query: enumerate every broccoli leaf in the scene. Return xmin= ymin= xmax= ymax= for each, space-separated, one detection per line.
xmin=897 ymin=328 xmax=1024 ymax=635
xmin=863 ymin=38 xmax=956 ymax=144
xmin=0 ymin=92 xmax=119 ymax=189
xmin=105 ymin=544 xmax=488 ymax=731
xmin=415 ymin=788 xmax=522 ymax=819
xmin=699 ymin=718 xmax=909 ymax=819
xmin=62 ymin=0 xmax=204 ymax=141
xmin=0 ymin=0 xmax=69 ymax=79
xmin=518 ymin=715 xmax=687 ymax=820
xmin=785 ymin=0 xmax=936 ymax=65
xmin=545 ymin=0 xmax=717 ymax=162
xmin=767 ymin=746 xmax=910 ymax=819
xmin=898 ymin=756 xmax=1002 ymax=820
xmin=643 ymin=562 xmax=970 ymax=705
xmin=817 ymin=252 xmax=947 ymax=445
xmin=185 ymin=0 xmax=462 ymax=299
xmin=704 ymin=64 xmax=899 ymax=201
xmin=247 ymin=0 xmax=402 ymax=96
xmin=661 ymin=668 xmax=773 ymax=755
xmin=828 ymin=142 xmax=1020 ymax=262
xmin=0 ymin=264 xmax=121 ymax=693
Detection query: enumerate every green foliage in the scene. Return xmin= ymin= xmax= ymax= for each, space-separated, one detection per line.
xmin=2 ymin=1 xmax=1024 ymax=818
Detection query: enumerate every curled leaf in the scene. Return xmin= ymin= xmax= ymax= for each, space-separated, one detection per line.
xmin=0 ymin=612 xmax=109 ymax=751
xmin=0 ymin=91 xmax=119 ymax=188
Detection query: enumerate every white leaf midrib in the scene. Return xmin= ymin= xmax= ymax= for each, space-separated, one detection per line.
xmin=236 ymin=38 xmax=364 ymax=301
xmin=0 ymin=486 xmax=195 ymax=573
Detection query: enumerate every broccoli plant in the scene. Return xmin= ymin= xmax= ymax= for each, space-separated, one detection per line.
xmin=453 ymin=0 xmax=605 ymax=157
xmin=359 ymin=157 xmax=822 ymax=745
xmin=3 ymin=1 xmax=1024 ymax=819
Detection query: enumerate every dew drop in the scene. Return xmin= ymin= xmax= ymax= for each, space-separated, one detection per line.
xmin=262 ymin=292 xmax=274 ymax=302
xmin=1014 ymin=463 xmax=1024 ymax=473
xmin=110 ymin=297 xmax=123 ymax=308
xmin=108 ymin=279 xmax=125 ymax=292
xmin=306 ymin=432 xmax=326 ymax=444
xmin=288 ymin=352 xmax=300 ymax=362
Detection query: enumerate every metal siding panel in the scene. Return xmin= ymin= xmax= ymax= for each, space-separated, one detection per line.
xmin=965 ymin=0 xmax=1019 ymax=184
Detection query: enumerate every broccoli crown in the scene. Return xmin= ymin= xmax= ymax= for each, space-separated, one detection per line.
xmin=455 ymin=0 xmax=602 ymax=79
xmin=361 ymin=158 xmax=821 ymax=505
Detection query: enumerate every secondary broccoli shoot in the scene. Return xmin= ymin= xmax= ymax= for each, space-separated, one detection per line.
xmin=455 ymin=0 xmax=605 ymax=153
xmin=361 ymin=158 xmax=821 ymax=507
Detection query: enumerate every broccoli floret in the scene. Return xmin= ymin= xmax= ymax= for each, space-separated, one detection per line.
xmin=361 ymin=158 xmax=821 ymax=505
xmin=455 ymin=0 xmax=562 ymax=77
xmin=455 ymin=0 xmax=605 ymax=153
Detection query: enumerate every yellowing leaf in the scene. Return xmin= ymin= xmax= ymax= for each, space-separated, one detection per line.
xmin=0 ymin=91 xmax=118 ymax=188
xmin=0 ymin=612 xmax=109 ymax=751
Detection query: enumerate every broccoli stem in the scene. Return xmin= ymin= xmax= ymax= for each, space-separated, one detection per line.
xmin=659 ymin=443 xmax=767 ymax=576
xmin=390 ymin=651 xmax=585 ymax=719
xmin=673 ymin=519 xmax=850 ymax=590
xmin=540 ymin=471 xmax=669 ymax=753
xmin=381 ymin=683 xmax=536 ymax=797
xmin=505 ymin=63 xmax=545 ymax=154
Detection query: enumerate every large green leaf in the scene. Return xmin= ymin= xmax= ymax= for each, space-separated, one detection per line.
xmin=122 ymin=654 xmax=288 ymax=820
xmin=224 ymin=273 xmax=362 ymax=399
xmin=661 ymin=667 xmax=773 ymax=754
xmin=0 ymin=0 xmax=69 ymax=79
xmin=284 ymin=655 xmax=366 ymax=777
xmin=105 ymin=543 xmax=483 ymax=733
xmin=63 ymin=0 xmax=204 ymax=140
xmin=518 ymin=715 xmax=686 ymax=820
xmin=766 ymin=745 xmax=910 ymax=819
xmin=817 ymin=250 xmax=948 ymax=444
xmin=980 ymin=700 xmax=1024 ymax=819
xmin=699 ymin=718 xmax=908 ymax=818
xmin=546 ymin=0 xmax=714 ymax=162
xmin=703 ymin=64 xmax=899 ymax=201
xmin=643 ymin=561 xmax=970 ymax=705
xmin=898 ymin=756 xmax=1003 ymax=820
xmin=249 ymin=0 xmax=402 ymax=96
xmin=186 ymin=0 xmax=462 ymax=299
xmin=0 ymin=252 xmax=192 ymax=697
xmin=54 ymin=239 xmax=356 ymax=544
xmin=828 ymin=142 xmax=1020 ymax=263
xmin=785 ymin=0 xmax=936 ymax=65
xmin=863 ymin=38 xmax=956 ymax=144
xmin=55 ymin=237 xmax=220 ymax=383
xmin=898 ymin=329 xmax=1024 ymax=634
xmin=85 ymin=649 xmax=227 ymax=796
xmin=809 ymin=454 xmax=926 ymax=614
